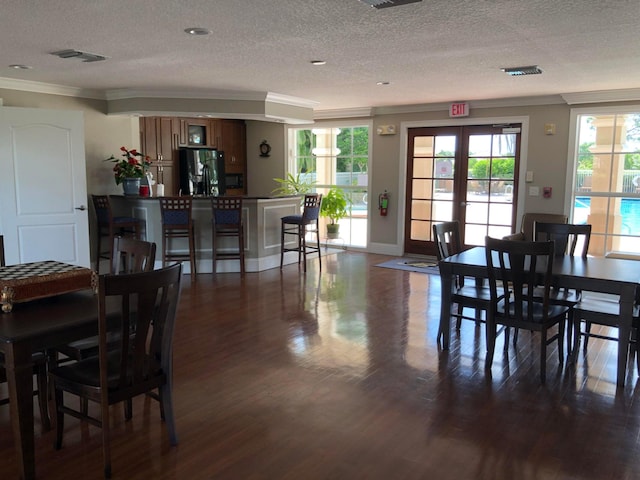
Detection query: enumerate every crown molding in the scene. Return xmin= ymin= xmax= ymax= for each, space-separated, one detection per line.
xmin=562 ymin=88 xmax=640 ymax=105
xmin=314 ymin=107 xmax=373 ymax=119
xmin=0 ymin=76 xmax=106 ymax=99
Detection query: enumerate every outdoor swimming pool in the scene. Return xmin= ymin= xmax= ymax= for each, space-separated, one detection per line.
xmin=574 ymin=197 xmax=640 ymax=235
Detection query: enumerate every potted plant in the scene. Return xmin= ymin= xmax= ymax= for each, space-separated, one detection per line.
xmin=105 ymin=146 xmax=152 ymax=195
xmin=271 ymin=172 xmax=315 ymax=196
xmin=320 ymin=188 xmax=349 ymax=238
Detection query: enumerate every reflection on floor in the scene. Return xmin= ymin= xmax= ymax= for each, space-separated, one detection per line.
xmin=0 ymin=251 xmax=638 ymax=479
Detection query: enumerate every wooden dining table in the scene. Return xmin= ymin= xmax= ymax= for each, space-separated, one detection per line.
xmin=438 ymin=246 xmax=640 ymax=387
xmin=0 ymin=290 xmax=100 ymax=480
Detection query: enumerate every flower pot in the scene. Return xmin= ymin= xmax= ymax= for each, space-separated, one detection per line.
xmin=327 ymin=223 xmax=340 ymax=239
xmin=122 ymin=178 xmax=141 ymax=196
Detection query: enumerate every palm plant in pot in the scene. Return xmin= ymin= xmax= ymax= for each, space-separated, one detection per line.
xmin=320 ymin=188 xmax=349 ymax=239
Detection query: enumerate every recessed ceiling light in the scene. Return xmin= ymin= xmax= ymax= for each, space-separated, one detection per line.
xmin=501 ymin=65 xmax=543 ymax=76
xmin=310 ymin=60 xmax=326 ymax=66
xmin=377 ymin=81 xmax=390 ymax=86
xmin=9 ymin=64 xmax=32 ymax=69
xmin=184 ymin=27 xmax=211 ymax=36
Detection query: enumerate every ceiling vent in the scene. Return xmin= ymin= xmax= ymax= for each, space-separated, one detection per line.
xmin=501 ymin=65 xmax=543 ymax=76
xmin=51 ymin=49 xmax=107 ymax=63
xmin=360 ymin=0 xmax=422 ymax=9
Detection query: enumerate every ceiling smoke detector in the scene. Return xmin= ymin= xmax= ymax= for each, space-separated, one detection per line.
xmin=501 ymin=65 xmax=543 ymax=76
xmin=360 ymin=0 xmax=422 ymax=9
xmin=51 ymin=49 xmax=107 ymax=63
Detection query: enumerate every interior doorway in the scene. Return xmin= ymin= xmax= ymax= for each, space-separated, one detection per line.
xmin=404 ymin=124 xmax=521 ymax=256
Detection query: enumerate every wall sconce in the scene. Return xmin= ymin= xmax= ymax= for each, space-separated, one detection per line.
xmin=259 ymin=140 xmax=271 ymax=157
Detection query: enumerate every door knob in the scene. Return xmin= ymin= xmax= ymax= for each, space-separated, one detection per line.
xmin=75 ymin=205 xmax=87 ymax=211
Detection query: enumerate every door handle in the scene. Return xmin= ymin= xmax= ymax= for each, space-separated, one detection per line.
xmin=75 ymin=205 xmax=87 ymax=211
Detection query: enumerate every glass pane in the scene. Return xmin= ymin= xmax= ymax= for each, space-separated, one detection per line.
xmin=412 ymin=179 xmax=433 ymax=198
xmin=412 ymin=200 xmax=431 ymax=220
xmin=489 ymin=203 xmax=513 ymax=225
xmin=490 ymin=158 xmax=515 ymax=179
xmin=615 ymin=235 xmax=640 ymax=254
xmin=411 ymin=220 xmax=430 ymax=241
xmin=414 ymin=136 xmax=434 ymax=156
xmin=434 ymin=179 xmax=453 ymax=195
xmin=296 ymin=130 xmax=315 ymax=157
xmin=623 ymin=115 xmax=640 ymax=153
xmin=468 ymin=158 xmax=489 ymax=180
xmin=434 ymin=136 xmax=456 ymax=156
xmin=432 ymin=200 xmax=453 ymax=222
xmin=435 ymin=159 xmax=454 ymax=179
xmin=413 ymin=157 xmax=434 ymax=178
xmin=464 ymin=224 xmax=487 ymax=246
xmin=468 ymin=135 xmax=491 ymax=156
xmin=488 ymin=225 xmax=512 ymax=239
xmin=466 ymin=202 xmax=488 ymax=223
xmin=492 ymin=134 xmax=516 ymax=156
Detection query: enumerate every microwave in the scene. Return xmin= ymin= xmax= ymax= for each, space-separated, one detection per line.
xmin=226 ymin=173 xmax=244 ymax=189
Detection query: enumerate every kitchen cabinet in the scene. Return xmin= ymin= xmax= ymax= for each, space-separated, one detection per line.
xmin=220 ymin=119 xmax=247 ymax=195
xmin=140 ymin=117 xmax=246 ymax=196
xmin=139 ymin=117 xmax=179 ymax=195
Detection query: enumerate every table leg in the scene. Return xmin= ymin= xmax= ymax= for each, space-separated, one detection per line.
xmin=617 ymin=284 xmax=636 ymax=388
xmin=5 ymin=341 xmax=36 ymax=480
xmin=439 ymin=270 xmax=454 ymax=350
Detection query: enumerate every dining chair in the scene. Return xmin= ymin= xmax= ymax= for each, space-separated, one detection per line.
xmin=503 ymin=212 xmax=568 ymax=242
xmin=532 ymin=222 xmax=591 ymax=354
xmin=484 ymin=236 xmax=570 ymax=383
xmin=280 ymin=193 xmax=323 ymax=272
xmin=49 ymin=263 xmax=183 ymax=478
xmin=159 ymin=196 xmax=197 ymax=277
xmin=211 ymin=196 xmax=245 ymax=274
xmin=55 ymin=237 xmax=157 ymax=363
xmin=92 ymin=195 xmax=145 ymax=274
xmin=0 ymin=234 xmax=51 ymax=432
xmin=433 ymin=221 xmax=492 ymax=341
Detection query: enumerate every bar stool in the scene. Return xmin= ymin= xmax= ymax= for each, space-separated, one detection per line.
xmin=159 ymin=196 xmax=197 ymax=277
xmin=280 ymin=193 xmax=323 ymax=272
xmin=211 ymin=197 xmax=245 ymax=274
xmin=92 ymin=195 xmax=144 ymax=274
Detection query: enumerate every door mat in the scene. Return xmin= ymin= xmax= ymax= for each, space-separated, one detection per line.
xmin=375 ymin=257 xmax=439 ymax=274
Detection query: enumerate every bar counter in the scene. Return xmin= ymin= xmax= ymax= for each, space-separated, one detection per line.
xmin=108 ymin=195 xmax=301 ymax=273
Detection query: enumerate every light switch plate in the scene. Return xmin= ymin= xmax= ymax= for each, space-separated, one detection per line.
xmin=526 ymin=171 xmax=534 ymax=182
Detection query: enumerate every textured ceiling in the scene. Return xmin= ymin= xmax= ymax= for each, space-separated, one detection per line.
xmin=0 ymin=0 xmax=639 ymax=112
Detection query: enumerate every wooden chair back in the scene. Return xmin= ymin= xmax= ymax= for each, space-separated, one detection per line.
xmin=159 ymin=197 xmax=193 ymax=228
xmin=92 ymin=195 xmax=113 ymax=227
xmin=534 ymin=222 xmax=591 ymax=258
xmin=111 ymin=237 xmax=156 ymax=274
xmin=302 ymin=194 xmax=322 ymax=223
xmin=211 ymin=196 xmax=243 ymax=231
xmin=485 ymin=236 xmax=555 ymax=323
xmin=432 ymin=221 xmax=463 ymax=261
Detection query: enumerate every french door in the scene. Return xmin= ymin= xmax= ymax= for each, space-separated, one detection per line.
xmin=404 ymin=124 xmax=521 ymax=256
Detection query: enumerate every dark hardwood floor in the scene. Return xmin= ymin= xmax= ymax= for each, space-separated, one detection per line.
xmin=1 ymin=251 xmax=640 ymax=479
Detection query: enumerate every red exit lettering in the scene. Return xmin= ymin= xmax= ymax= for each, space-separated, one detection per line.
xmin=449 ymin=102 xmax=469 ymax=117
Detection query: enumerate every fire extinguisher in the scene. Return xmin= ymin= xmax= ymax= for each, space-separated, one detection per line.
xmin=378 ymin=190 xmax=389 ymax=216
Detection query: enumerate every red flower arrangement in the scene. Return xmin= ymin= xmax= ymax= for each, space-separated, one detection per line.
xmin=106 ymin=146 xmax=152 ymax=185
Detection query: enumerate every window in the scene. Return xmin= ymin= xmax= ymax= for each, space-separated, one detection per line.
xmin=288 ymin=125 xmax=370 ymax=247
xmin=568 ymin=108 xmax=640 ymax=257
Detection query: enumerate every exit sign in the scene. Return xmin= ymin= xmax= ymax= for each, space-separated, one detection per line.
xmin=449 ymin=102 xmax=469 ymax=117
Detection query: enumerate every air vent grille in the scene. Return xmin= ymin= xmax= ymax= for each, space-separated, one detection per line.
xmin=501 ymin=65 xmax=543 ymax=76
xmin=51 ymin=50 xmax=107 ymax=63
xmin=360 ymin=0 xmax=422 ymax=9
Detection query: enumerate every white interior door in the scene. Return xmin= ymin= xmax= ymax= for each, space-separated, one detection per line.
xmin=0 ymin=106 xmax=90 ymax=266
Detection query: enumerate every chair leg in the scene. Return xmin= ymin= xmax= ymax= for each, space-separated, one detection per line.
xmin=316 ymin=219 xmax=321 ymax=271
xmin=100 ymin=395 xmax=112 ymax=478
xmin=280 ymin=221 xmax=285 ymax=269
xmin=485 ymin=320 xmax=497 ymax=369
xmin=159 ymin=383 xmax=178 ymax=446
xmin=35 ymin=364 xmax=50 ymax=432
xmin=299 ymin=224 xmax=306 ymax=272
xmin=189 ymin=226 xmax=197 ymax=277
xmin=212 ymin=229 xmax=217 ymax=275
xmin=239 ymin=230 xmax=245 ymax=274
xmin=53 ymin=387 xmax=64 ymax=450
xmin=558 ymin=318 xmax=565 ymax=362
xmin=584 ymin=321 xmax=592 ymax=351
xmin=540 ymin=330 xmax=548 ymax=384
